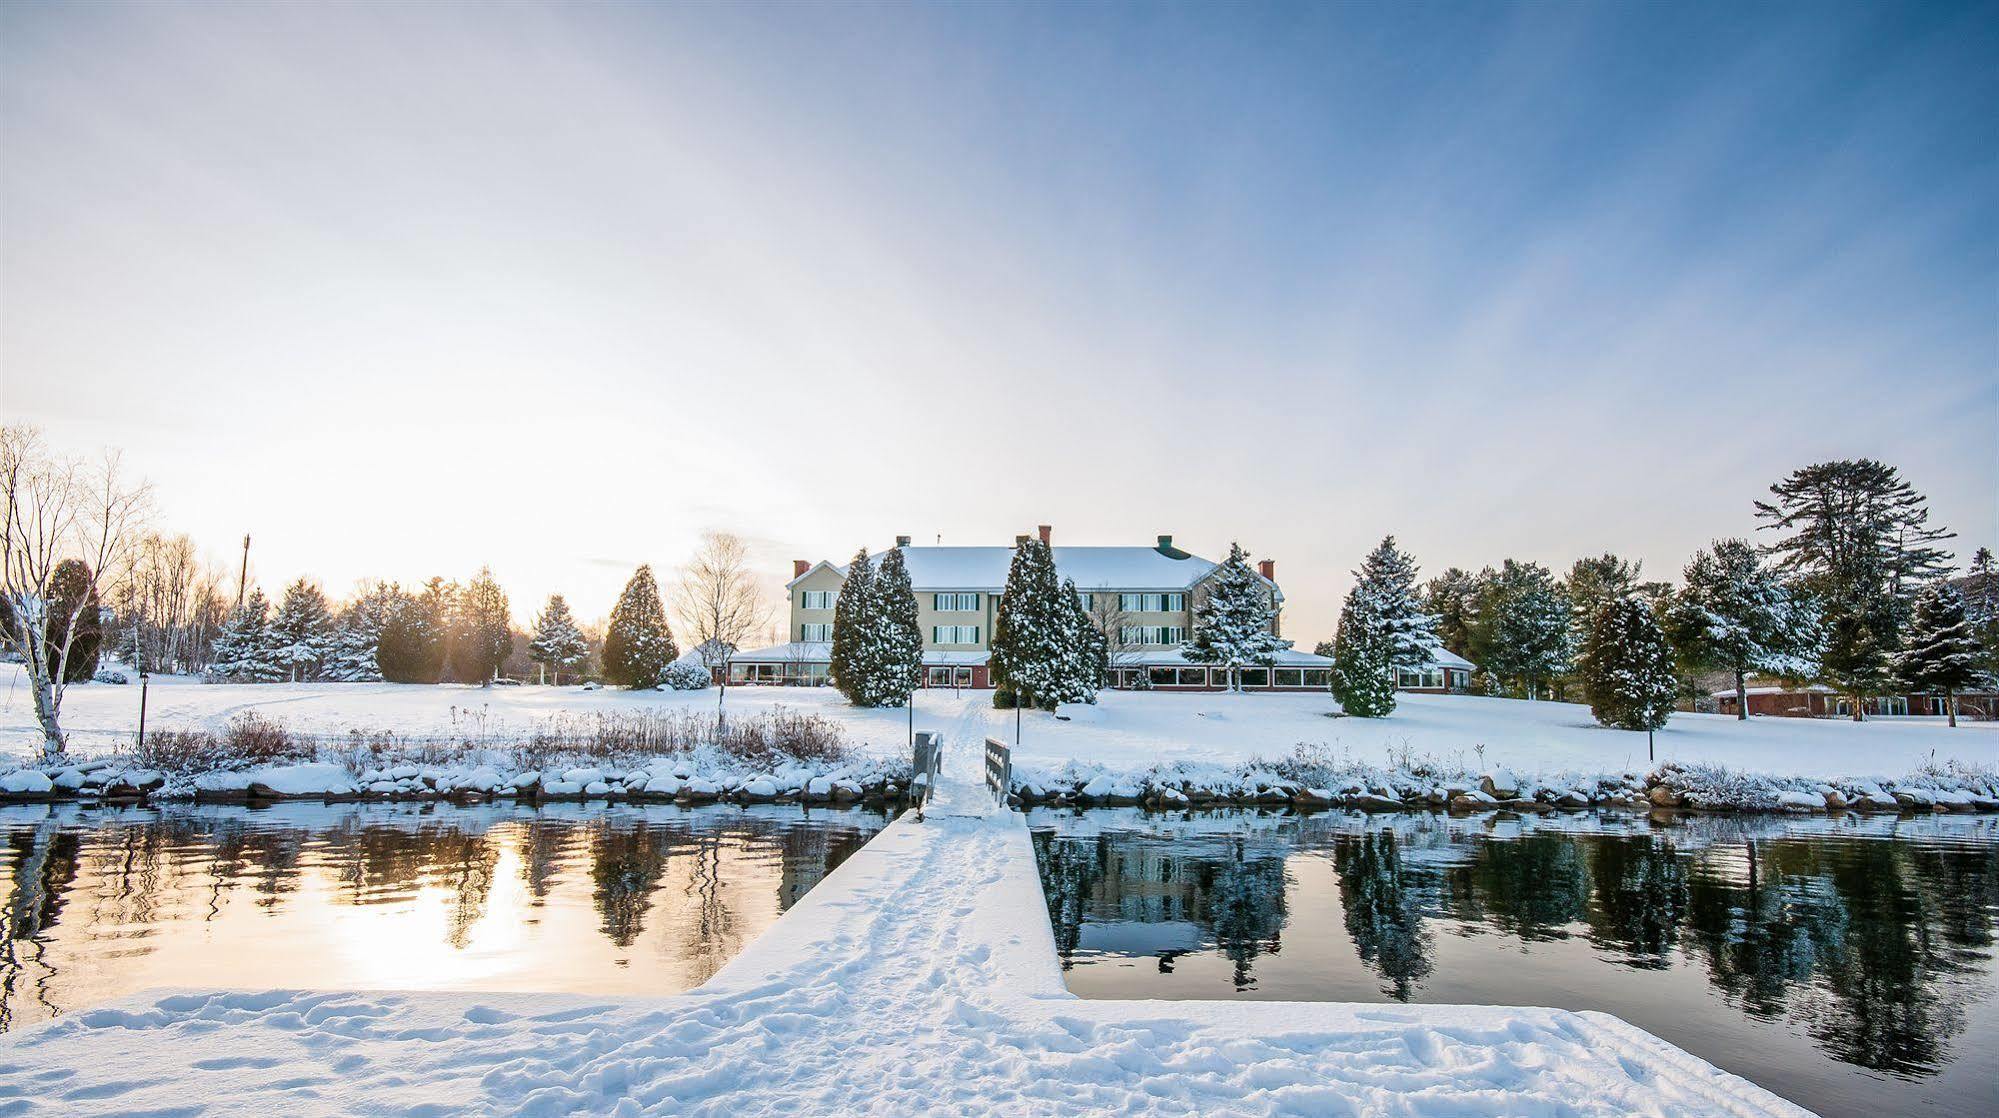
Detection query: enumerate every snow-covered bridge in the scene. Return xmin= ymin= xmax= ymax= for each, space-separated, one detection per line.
xmin=0 ymin=735 xmax=1810 ymax=1116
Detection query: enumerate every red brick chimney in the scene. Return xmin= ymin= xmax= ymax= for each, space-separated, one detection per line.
xmin=1038 ymin=524 xmax=1052 ymax=545
xmin=1258 ymin=559 xmax=1275 ymax=581
xmin=793 ymin=559 xmax=809 ymax=578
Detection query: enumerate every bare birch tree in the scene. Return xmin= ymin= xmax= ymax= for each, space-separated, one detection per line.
xmin=675 ymin=531 xmax=773 ymax=718
xmin=2 ymin=427 xmax=152 ymax=759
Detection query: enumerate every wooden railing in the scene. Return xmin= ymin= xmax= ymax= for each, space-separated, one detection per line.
xmin=910 ymin=730 xmax=942 ymax=818
xmin=984 ymin=737 xmax=1011 ymax=804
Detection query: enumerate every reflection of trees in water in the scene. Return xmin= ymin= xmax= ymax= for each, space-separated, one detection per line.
xmin=2 ymin=820 xmax=82 ymax=1028
xmin=434 ymin=832 xmax=500 ymax=950
xmin=1035 ymin=817 xmax=1999 ymax=1082
xmin=1200 ymin=837 xmax=1287 ymax=990
xmin=1031 ymin=829 xmax=1110 ymax=964
xmin=1447 ymin=833 xmax=1589 ymax=941
xmin=1583 ymin=837 xmax=1689 ymax=967
xmin=1334 ymin=831 xmax=1432 ymax=999
xmin=1032 ymin=827 xmax=1287 ymax=988
xmin=589 ymin=821 xmax=673 ymax=949
xmin=1681 ymin=834 xmax=1996 ymax=1078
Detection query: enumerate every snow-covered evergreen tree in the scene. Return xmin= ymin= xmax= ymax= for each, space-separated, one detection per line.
xmin=989 ymin=537 xmax=1075 ymax=709
xmin=1664 ymin=539 xmax=1819 ymax=718
xmin=866 ymin=547 xmax=924 ymax=708
xmin=1964 ymin=546 xmax=1999 ymax=680
xmin=1577 ymin=596 xmax=1677 ymax=731
xmin=325 ymin=582 xmax=396 ymax=682
xmin=1893 ymin=581 xmax=1989 ymax=727
xmin=1352 ymin=537 xmax=1440 ymax=671
xmin=377 ymin=580 xmax=448 ymax=683
xmin=207 ymin=589 xmax=282 ymax=682
xmin=450 ymin=566 xmax=513 ymax=684
xmin=267 ymin=578 xmax=336 ymax=682
xmin=1330 ymin=584 xmax=1396 ymax=717
xmin=527 ymin=593 xmax=590 ymax=684
xmin=1181 ymin=542 xmax=1288 ymax=692
xmin=602 ymin=565 xmax=677 ymax=689
xmin=1062 ymin=577 xmax=1105 ymax=703
xmin=828 ymin=548 xmax=877 ymax=705
xmin=1471 ymin=559 xmax=1570 ymax=699
xmin=1421 ymin=567 xmax=1482 ymax=660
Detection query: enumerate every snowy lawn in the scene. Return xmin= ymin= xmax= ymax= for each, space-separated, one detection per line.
xmin=6 ymin=664 xmax=1991 ymax=785
xmin=0 ymin=757 xmax=1809 ymax=1117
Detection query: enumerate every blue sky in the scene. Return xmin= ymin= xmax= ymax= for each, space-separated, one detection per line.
xmin=3 ymin=0 xmax=1993 ymax=637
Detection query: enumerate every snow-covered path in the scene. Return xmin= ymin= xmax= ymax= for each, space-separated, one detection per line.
xmin=0 ymin=739 xmax=1812 ymax=1116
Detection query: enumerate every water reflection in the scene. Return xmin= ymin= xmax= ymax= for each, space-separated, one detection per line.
xmin=1031 ymin=809 xmax=1999 ymax=1118
xmin=0 ymin=801 xmax=886 ymax=1032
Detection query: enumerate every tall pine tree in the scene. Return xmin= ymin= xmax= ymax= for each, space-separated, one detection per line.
xmin=1062 ymin=578 xmax=1105 ymax=702
xmin=527 ymin=593 xmax=590 ymax=685
xmin=865 ymin=547 xmax=924 ymax=708
xmin=267 ymin=578 xmax=335 ymax=682
xmin=207 ymin=588 xmax=281 ymax=683
xmin=1352 ymin=537 xmax=1440 ymax=671
xmin=377 ymin=581 xmax=449 ymax=683
xmin=1421 ymin=567 xmax=1482 ymax=660
xmin=1578 ymin=596 xmax=1677 ymax=731
xmin=1471 ymin=559 xmax=1570 ymax=699
xmin=1755 ymin=459 xmax=1952 ymax=717
xmin=1182 ymin=542 xmax=1288 ymax=692
xmin=1893 ymin=582 xmax=1988 ymax=727
xmin=1665 ymin=539 xmax=1819 ymax=718
xmin=828 ymin=548 xmax=877 ymax=705
xmin=325 ymin=581 xmax=396 ymax=682
xmin=1330 ymin=584 xmax=1396 ymax=717
xmin=451 ymin=566 xmax=513 ymax=684
xmin=989 ymin=537 xmax=1075 ymax=709
xmin=602 ymin=565 xmax=677 ymax=689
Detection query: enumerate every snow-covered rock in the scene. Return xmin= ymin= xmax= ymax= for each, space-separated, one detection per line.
xmin=2 ymin=769 xmax=54 ymax=794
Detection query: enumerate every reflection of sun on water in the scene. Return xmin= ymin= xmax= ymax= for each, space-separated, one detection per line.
xmin=332 ymin=840 xmax=530 ymax=989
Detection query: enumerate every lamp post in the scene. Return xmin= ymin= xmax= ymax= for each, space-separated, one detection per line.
xmin=128 ymin=618 xmax=150 ymax=754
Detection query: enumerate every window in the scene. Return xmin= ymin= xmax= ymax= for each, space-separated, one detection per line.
xmin=955 ymin=667 xmax=974 ymax=686
xmin=931 ymin=625 xmax=980 ymax=644
xmin=1120 ymin=625 xmax=1186 ymax=645
xmin=933 ymin=592 xmax=980 ymax=611
xmin=1273 ymin=669 xmax=1304 ymax=688
xmin=1396 ymin=668 xmax=1443 ymax=689
xmin=1301 ymin=669 xmax=1330 ymax=689
xmin=800 ymin=623 xmax=832 ymax=642
xmin=1077 ymin=590 xmax=1091 ymax=613
xmin=1176 ymin=667 xmax=1209 ymax=687
xmin=1118 ymin=592 xmax=1185 ymax=613
xmin=925 ymin=666 xmax=954 ymax=687
xmin=1239 ymin=668 xmax=1269 ymax=688
xmin=1148 ymin=667 xmax=1177 ymax=687
xmin=801 ymin=590 xmax=837 ymax=610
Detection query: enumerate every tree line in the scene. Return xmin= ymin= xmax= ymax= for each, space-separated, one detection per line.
xmin=1323 ymin=458 xmax=1995 ymax=728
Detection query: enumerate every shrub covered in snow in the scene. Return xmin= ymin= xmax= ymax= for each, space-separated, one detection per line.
xmin=662 ymin=660 xmax=712 ymax=691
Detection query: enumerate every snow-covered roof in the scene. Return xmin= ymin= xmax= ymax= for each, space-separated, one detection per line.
xmin=726 ymin=642 xmax=989 ymax=668
xmin=1117 ymin=648 xmax=1331 ymax=668
xmin=1424 ymin=648 xmax=1475 ymax=671
xmin=731 ymin=641 xmax=832 ymax=663
xmin=839 ymin=546 xmax=1227 ymax=591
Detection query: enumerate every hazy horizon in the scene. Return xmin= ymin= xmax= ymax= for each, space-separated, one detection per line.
xmin=4 ymin=1 xmax=1993 ymax=639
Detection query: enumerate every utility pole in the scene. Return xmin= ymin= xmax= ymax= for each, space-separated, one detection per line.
xmin=236 ymin=534 xmax=251 ymax=610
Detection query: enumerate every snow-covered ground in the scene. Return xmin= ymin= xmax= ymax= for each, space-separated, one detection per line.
xmin=0 ymin=751 xmax=1808 ymax=1116
xmin=6 ymin=664 xmax=1991 ymax=785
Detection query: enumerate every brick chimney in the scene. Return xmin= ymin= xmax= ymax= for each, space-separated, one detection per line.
xmin=1014 ymin=534 xmax=1030 ymax=547
xmin=895 ymin=535 xmax=911 ymax=548
xmin=1258 ymin=559 xmax=1275 ymax=581
xmin=793 ymin=559 xmax=809 ymax=578
xmin=1038 ymin=524 xmax=1051 ymax=545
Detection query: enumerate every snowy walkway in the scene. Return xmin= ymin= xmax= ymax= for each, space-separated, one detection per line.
xmin=0 ymin=743 xmax=1812 ymax=1116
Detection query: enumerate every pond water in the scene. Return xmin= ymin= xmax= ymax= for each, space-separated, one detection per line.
xmin=0 ymin=801 xmax=888 ymax=1033
xmin=1030 ymin=808 xmax=1999 ymax=1118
